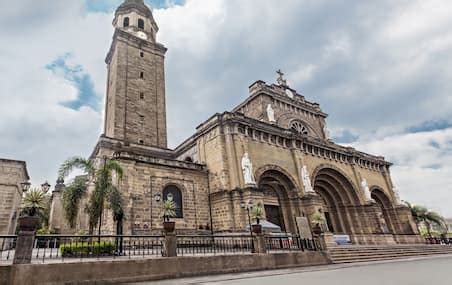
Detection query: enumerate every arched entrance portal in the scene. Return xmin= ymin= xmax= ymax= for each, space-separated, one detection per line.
xmin=258 ymin=169 xmax=299 ymax=233
xmin=371 ymin=188 xmax=394 ymax=234
xmin=313 ymin=167 xmax=361 ymax=236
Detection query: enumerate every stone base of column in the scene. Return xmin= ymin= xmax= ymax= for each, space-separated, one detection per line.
xmin=319 ymin=232 xmax=337 ymax=250
xmin=163 ymin=233 xmax=177 ymax=257
xmin=13 ymin=231 xmax=35 ymax=264
xmin=253 ymin=234 xmax=267 ymax=254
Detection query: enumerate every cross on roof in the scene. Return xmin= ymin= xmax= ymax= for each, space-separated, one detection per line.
xmin=276 ymin=69 xmax=288 ymax=87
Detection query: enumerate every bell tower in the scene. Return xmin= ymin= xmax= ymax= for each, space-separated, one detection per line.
xmin=104 ymin=0 xmax=167 ymax=148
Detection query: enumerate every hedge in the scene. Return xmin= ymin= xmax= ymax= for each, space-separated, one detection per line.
xmin=59 ymin=241 xmax=115 ymax=257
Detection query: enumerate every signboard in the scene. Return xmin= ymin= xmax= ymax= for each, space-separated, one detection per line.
xmin=334 ymin=234 xmax=351 ymax=245
xmin=295 ymin=217 xmax=312 ymax=239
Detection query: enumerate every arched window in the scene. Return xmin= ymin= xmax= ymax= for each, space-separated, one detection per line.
xmin=123 ymin=17 xmax=130 ymax=28
xmin=138 ymin=18 xmax=145 ymax=30
xmin=290 ymin=121 xmax=308 ymax=135
xmin=184 ymin=156 xmax=193 ymax=163
xmin=163 ymin=185 xmax=183 ymax=218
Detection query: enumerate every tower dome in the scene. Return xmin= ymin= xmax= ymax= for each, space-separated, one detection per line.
xmin=116 ymin=0 xmax=152 ymax=18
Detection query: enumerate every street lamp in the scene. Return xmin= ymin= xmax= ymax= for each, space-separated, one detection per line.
xmin=241 ymin=199 xmax=255 ymax=253
xmin=154 ymin=193 xmax=162 ymax=203
xmin=20 ymin=181 xmax=31 ymax=193
xmin=41 ymin=181 xmax=51 ymax=194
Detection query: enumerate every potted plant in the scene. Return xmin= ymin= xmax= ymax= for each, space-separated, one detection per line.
xmin=251 ymin=204 xmax=264 ymax=234
xmin=19 ymin=188 xmax=47 ymax=231
xmin=162 ymin=200 xmax=177 ymax=233
xmin=310 ymin=212 xmax=326 ymax=236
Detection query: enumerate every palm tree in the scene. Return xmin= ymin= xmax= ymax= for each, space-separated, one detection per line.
xmin=58 ymin=157 xmax=94 ymax=230
xmin=58 ymin=156 xmax=124 ymax=235
xmin=405 ymin=201 xmax=446 ymax=237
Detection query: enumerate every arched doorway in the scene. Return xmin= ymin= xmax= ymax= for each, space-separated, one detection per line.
xmin=371 ymin=188 xmax=395 ymax=234
xmin=258 ymin=169 xmax=299 ymax=233
xmin=313 ymin=167 xmax=361 ymax=236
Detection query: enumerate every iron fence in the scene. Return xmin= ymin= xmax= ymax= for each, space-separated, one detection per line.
xmin=32 ymin=235 xmax=164 ymax=263
xmin=2 ymin=233 xmax=321 ymax=263
xmin=0 ymin=235 xmax=17 ymax=262
xmin=266 ymin=235 xmax=319 ymax=252
xmin=425 ymin=237 xmax=452 ymax=245
xmin=177 ymin=235 xmax=254 ymax=256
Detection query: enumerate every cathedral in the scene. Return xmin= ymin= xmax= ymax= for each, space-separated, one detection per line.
xmin=52 ymin=0 xmax=422 ymax=245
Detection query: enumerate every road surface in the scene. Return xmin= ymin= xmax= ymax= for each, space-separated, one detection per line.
xmin=132 ymin=255 xmax=452 ymax=285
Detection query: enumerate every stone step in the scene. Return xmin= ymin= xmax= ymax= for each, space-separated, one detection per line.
xmin=329 ymin=245 xmax=452 ymax=264
xmin=332 ymin=252 xmax=451 ymax=264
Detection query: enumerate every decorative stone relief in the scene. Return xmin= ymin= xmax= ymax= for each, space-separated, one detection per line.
xmin=241 ymin=152 xmax=256 ymax=186
xmin=266 ymin=104 xmax=276 ymax=123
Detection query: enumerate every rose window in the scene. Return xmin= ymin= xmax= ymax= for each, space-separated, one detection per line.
xmin=290 ymin=121 xmax=308 ymax=135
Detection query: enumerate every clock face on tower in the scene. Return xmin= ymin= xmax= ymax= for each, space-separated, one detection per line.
xmin=136 ymin=31 xmax=148 ymax=40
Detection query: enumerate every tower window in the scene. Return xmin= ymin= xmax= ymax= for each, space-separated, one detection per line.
xmin=139 ymin=139 xmax=144 ymax=145
xmin=123 ymin=17 xmax=130 ymax=28
xmin=140 ymin=92 xmax=144 ymax=100
xmin=140 ymin=51 xmax=144 ymax=58
xmin=138 ymin=19 xmax=145 ymax=30
xmin=140 ymin=72 xmax=144 ymax=79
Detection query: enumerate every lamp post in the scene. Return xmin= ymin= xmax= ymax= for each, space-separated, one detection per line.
xmin=20 ymin=181 xmax=31 ymax=193
xmin=241 ymin=199 xmax=255 ymax=253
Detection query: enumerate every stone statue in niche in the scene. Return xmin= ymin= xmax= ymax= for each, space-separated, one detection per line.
xmin=361 ymin=178 xmax=375 ymax=202
xmin=323 ymin=125 xmax=331 ymax=140
xmin=393 ymin=187 xmax=402 ymax=205
xmin=301 ymin=165 xmax=314 ymax=193
xmin=266 ymin=104 xmax=276 ymax=123
xmin=241 ymin=152 xmax=256 ymax=185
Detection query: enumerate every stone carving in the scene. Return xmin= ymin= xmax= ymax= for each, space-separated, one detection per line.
xmin=241 ymin=153 xmax=256 ymax=185
xmin=301 ymin=165 xmax=314 ymax=193
xmin=266 ymin=104 xmax=276 ymax=123
xmin=360 ymin=178 xmax=375 ymax=202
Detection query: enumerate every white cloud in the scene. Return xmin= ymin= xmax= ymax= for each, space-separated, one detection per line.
xmin=353 ymin=128 xmax=452 ymax=217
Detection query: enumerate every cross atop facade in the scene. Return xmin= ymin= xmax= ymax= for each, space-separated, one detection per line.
xmin=276 ymin=69 xmax=288 ymax=87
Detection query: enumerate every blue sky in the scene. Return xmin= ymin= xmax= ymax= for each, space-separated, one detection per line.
xmin=0 ymin=0 xmax=452 ymax=217
xmin=85 ymin=0 xmax=185 ymax=12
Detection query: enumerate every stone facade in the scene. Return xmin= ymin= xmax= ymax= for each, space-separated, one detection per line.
xmin=60 ymin=0 xmax=421 ymax=244
xmin=0 ymin=159 xmax=29 ymax=235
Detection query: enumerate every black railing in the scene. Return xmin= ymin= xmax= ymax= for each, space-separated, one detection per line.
xmin=32 ymin=235 xmax=164 ymax=263
xmin=0 ymin=235 xmax=17 ymax=262
xmin=425 ymin=237 xmax=452 ymax=245
xmin=2 ymin=233 xmax=321 ymax=263
xmin=266 ymin=235 xmax=319 ymax=252
xmin=177 ymin=235 xmax=253 ymax=256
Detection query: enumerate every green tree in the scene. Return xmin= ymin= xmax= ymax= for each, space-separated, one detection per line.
xmin=58 ymin=156 xmax=124 ymax=235
xmin=405 ymin=201 xmax=446 ymax=237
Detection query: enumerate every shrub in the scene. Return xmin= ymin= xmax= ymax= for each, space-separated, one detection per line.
xmin=60 ymin=241 xmax=115 ymax=257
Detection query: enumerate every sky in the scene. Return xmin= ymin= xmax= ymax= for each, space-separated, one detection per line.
xmin=1 ymin=0 xmax=451 ymax=216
